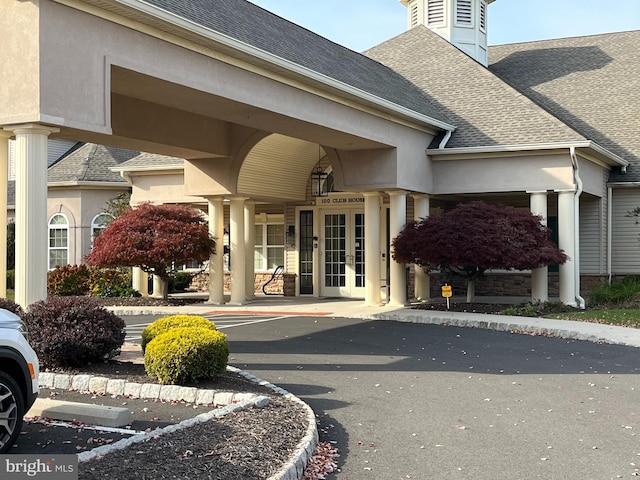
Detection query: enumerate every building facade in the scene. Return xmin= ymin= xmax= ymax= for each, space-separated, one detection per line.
xmin=1 ymin=0 xmax=638 ymax=308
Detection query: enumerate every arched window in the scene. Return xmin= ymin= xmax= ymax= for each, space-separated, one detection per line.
xmin=91 ymin=213 xmax=113 ymax=248
xmin=48 ymin=213 xmax=69 ymax=269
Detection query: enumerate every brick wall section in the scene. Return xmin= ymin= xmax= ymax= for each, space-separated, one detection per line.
xmin=189 ymin=271 xmax=297 ymax=296
xmin=412 ymin=272 xmax=611 ymax=302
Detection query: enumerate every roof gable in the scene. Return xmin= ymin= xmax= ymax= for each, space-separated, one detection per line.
xmin=489 ymin=31 xmax=640 ymax=182
xmin=365 ymin=26 xmax=586 ymax=150
xmin=48 ymin=143 xmax=139 ymax=183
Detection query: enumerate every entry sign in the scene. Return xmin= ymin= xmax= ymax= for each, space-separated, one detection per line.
xmin=441 ymin=285 xmax=453 ymax=298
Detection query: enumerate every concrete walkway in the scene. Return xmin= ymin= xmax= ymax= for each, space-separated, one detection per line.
xmin=108 ymin=295 xmax=640 ymax=349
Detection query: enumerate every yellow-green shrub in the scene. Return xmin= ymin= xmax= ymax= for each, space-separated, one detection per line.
xmin=141 ymin=314 xmax=217 ymax=353
xmin=144 ymin=326 xmax=229 ymax=385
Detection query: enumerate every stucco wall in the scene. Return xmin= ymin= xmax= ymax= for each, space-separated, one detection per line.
xmin=0 ymin=1 xmax=41 ymax=125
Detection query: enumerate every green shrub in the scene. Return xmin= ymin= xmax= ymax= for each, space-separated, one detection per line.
xmin=144 ymin=326 xmax=229 ymax=385
xmin=6 ymin=270 xmax=14 ymax=290
xmin=141 ymin=314 xmax=217 ymax=353
xmin=47 ymin=265 xmax=91 ymax=296
xmin=169 ymin=271 xmax=194 ymax=293
xmin=589 ymin=276 xmax=640 ymax=306
xmin=22 ymin=296 xmax=126 ymax=368
xmin=89 ymin=268 xmax=140 ymax=298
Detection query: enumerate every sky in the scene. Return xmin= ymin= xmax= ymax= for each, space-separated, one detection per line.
xmin=248 ymin=0 xmax=640 ymax=52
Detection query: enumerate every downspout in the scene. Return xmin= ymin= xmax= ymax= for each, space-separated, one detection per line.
xmin=438 ymin=130 xmax=453 ymax=149
xmin=607 ymin=186 xmax=613 ymax=284
xmin=570 ymin=147 xmax=586 ymax=308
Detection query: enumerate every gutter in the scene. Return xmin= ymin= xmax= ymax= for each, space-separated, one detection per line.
xmin=570 ymin=146 xmax=586 ymax=309
xmin=427 ymin=141 xmax=628 ymax=168
xmin=112 ymin=0 xmax=456 ymax=135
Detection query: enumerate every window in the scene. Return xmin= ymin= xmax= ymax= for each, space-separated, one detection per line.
xmin=91 ymin=213 xmax=113 ymax=248
xmin=254 ymin=223 xmax=284 ymax=271
xmin=455 ymin=0 xmax=473 ymax=26
xmin=427 ymin=0 xmax=445 ymax=25
xmin=48 ymin=214 xmax=69 ymax=269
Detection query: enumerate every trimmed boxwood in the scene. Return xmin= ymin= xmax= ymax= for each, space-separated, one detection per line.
xmin=144 ymin=326 xmax=229 ymax=385
xmin=141 ymin=314 xmax=217 ymax=353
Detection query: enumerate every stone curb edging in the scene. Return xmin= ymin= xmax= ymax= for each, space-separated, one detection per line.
xmin=364 ymin=311 xmax=640 ymax=347
xmin=39 ymin=366 xmax=319 ymax=480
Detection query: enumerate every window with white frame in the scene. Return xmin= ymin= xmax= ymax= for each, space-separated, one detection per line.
xmin=48 ymin=213 xmax=69 ymax=269
xmin=254 ymin=223 xmax=284 ymax=271
xmin=91 ymin=213 xmax=113 ymax=248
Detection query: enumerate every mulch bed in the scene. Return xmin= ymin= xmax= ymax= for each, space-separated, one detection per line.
xmin=79 ymin=395 xmax=307 ymax=480
xmin=42 ymin=361 xmax=310 ymax=480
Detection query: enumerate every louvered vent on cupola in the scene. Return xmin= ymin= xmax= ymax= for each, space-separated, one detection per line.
xmin=427 ymin=0 xmax=445 ymax=25
xmin=455 ymin=0 xmax=472 ymax=25
xmin=402 ymin=0 xmax=493 ymax=67
xmin=410 ymin=2 xmax=419 ymax=27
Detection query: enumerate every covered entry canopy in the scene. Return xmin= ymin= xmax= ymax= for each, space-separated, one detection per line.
xmin=1 ymin=0 xmax=454 ymax=307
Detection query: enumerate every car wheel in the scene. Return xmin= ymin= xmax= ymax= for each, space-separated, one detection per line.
xmin=0 ymin=371 xmax=24 ymax=453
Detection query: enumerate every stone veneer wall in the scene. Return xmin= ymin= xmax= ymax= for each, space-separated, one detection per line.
xmin=189 ymin=271 xmax=296 ymax=296
xmin=407 ymin=272 xmax=613 ymax=303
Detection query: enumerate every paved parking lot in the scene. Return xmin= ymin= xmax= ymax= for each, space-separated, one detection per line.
xmin=123 ymin=313 xmax=291 ymax=344
xmin=14 ymin=307 xmax=640 ymax=479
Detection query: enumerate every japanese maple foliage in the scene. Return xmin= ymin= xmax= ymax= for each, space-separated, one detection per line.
xmin=392 ymin=201 xmax=567 ymax=278
xmin=85 ymin=203 xmax=215 ymax=282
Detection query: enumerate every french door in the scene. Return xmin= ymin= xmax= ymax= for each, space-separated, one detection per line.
xmin=321 ymin=210 xmax=365 ymax=298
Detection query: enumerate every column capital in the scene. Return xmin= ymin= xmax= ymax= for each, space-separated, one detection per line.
xmin=526 ymin=190 xmax=549 ymax=195
xmin=411 ymin=193 xmax=431 ymax=199
xmin=361 ymin=191 xmax=382 ymax=198
xmin=387 ymin=189 xmax=408 ymax=197
xmin=554 ymin=187 xmax=577 ymax=194
xmin=4 ymin=123 xmax=59 ymax=136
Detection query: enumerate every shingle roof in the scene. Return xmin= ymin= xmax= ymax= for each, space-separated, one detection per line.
xmin=115 ymin=152 xmax=184 ymax=169
xmin=365 ymin=26 xmax=587 ymax=150
xmin=140 ymin=0 xmax=453 ymax=128
xmin=48 ymin=143 xmax=139 ymax=183
xmin=489 ymin=31 xmax=640 ymax=182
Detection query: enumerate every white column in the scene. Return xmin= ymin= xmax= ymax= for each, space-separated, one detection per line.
xmin=244 ymin=200 xmax=255 ymax=300
xmin=0 ymin=133 xmax=10 ymax=298
xmin=412 ymin=194 xmax=430 ymax=302
xmin=229 ymin=197 xmax=247 ymax=305
xmin=363 ymin=192 xmax=382 ymax=306
xmin=388 ymin=191 xmax=407 ymax=306
xmin=557 ymin=189 xmax=577 ymax=306
xmin=529 ymin=191 xmax=549 ymax=303
xmin=132 ymin=267 xmax=149 ymax=297
xmin=208 ymin=197 xmax=225 ymax=304
xmin=7 ymin=124 xmax=58 ymax=308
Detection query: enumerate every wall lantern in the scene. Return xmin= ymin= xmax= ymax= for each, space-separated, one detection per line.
xmin=311 ymin=166 xmax=328 ymax=197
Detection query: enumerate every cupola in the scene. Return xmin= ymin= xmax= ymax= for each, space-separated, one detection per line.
xmin=400 ymin=0 xmax=495 ymax=66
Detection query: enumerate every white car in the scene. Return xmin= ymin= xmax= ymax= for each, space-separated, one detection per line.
xmin=0 ymin=308 xmax=39 ymax=453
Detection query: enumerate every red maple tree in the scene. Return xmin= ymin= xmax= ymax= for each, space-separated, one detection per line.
xmin=392 ymin=201 xmax=567 ymax=300
xmin=85 ymin=203 xmax=215 ymax=298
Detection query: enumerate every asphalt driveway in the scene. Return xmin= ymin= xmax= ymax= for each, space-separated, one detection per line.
xmin=224 ymin=315 xmax=640 ymax=480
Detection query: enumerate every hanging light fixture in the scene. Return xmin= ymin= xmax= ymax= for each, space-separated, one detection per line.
xmin=311 ymin=165 xmax=328 ymax=197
